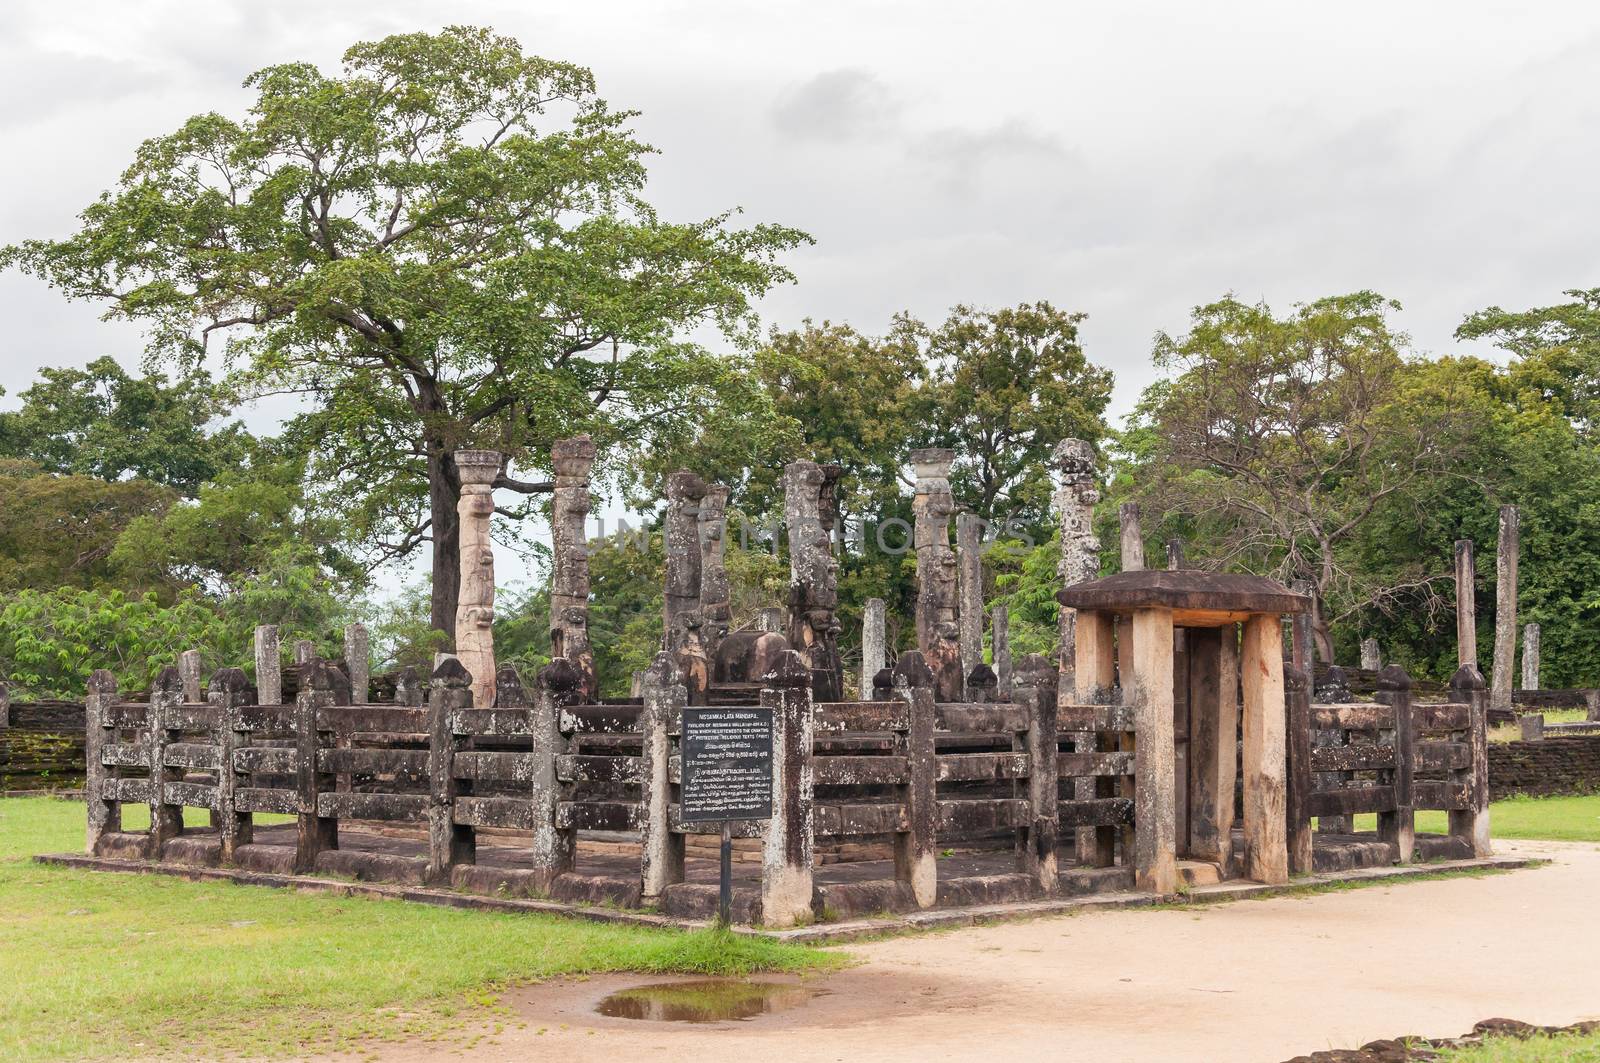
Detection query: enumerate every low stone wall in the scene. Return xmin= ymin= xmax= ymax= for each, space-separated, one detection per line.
xmin=1488 ymin=736 xmax=1600 ymax=799
xmin=1 ymin=729 xmax=85 ymax=790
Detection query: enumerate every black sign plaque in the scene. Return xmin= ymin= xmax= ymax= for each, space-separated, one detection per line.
xmin=680 ymin=706 xmax=775 ymax=823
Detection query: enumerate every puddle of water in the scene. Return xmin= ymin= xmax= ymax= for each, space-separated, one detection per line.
xmin=596 ymin=979 xmax=820 ymax=1023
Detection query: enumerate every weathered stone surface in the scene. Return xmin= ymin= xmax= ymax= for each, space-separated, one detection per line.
xmin=252 ymin=626 xmax=281 ymax=706
xmin=760 ymin=649 xmax=815 ymax=927
xmin=1455 ymin=538 xmax=1477 ymax=668
xmin=639 ymin=652 xmax=685 ymax=901
xmin=344 ymin=624 xmax=370 ymax=704
xmin=663 ymin=470 xmax=707 ymax=656
xmin=453 ymin=449 xmax=502 ymax=710
xmin=860 ymin=598 xmax=886 ymax=699
xmin=1360 ymin=638 xmax=1381 ymax=672
xmin=784 ymin=460 xmax=844 ymax=702
xmin=1491 ymin=505 xmax=1519 ymax=712
xmin=911 ymin=448 xmax=962 ymax=701
xmin=1058 ymin=570 xmax=1309 ymax=619
xmin=551 ymin=435 xmax=598 ymax=699
xmin=178 ymin=650 xmax=203 ymax=703
xmin=1520 ymin=622 xmax=1539 ymax=691
xmin=532 ymin=658 xmax=583 ymax=885
xmin=1014 ymin=654 xmax=1059 ymax=894
xmin=1119 ymin=501 xmax=1145 ymax=571
xmin=1186 ymin=625 xmax=1238 ymax=865
xmin=1130 ymin=608 xmax=1176 ymax=893
xmin=956 ymin=512 xmax=983 ymax=696
xmin=1241 ymin=614 xmax=1289 ymax=885
xmin=892 ymin=651 xmax=937 ymax=908
xmin=991 ymin=604 xmax=1011 ymax=700
xmin=427 ymin=659 xmax=474 ymax=883
xmin=1053 ymin=439 xmax=1100 ymax=678
xmin=697 ymin=482 xmax=731 ymax=667
xmin=1374 ymin=666 xmax=1416 ymax=865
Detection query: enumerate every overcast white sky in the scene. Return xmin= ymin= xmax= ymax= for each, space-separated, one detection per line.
xmin=2 ymin=0 xmax=1597 ymax=591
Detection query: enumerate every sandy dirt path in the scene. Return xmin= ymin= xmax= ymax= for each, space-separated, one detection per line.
xmin=354 ymin=840 xmax=1600 ymax=1063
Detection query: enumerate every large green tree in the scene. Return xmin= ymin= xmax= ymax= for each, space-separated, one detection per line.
xmin=0 ymin=460 xmax=176 ymax=593
xmin=3 ymin=26 xmax=808 ymax=641
xmin=920 ymin=302 xmax=1112 ymax=528
xmin=1123 ymin=292 xmax=1478 ymax=660
xmin=0 ymin=356 xmax=250 ymax=496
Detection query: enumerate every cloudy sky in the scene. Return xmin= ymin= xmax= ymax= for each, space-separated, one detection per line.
xmin=2 ymin=1 xmax=1597 ymax=586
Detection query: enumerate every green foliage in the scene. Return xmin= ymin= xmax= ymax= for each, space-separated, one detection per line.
xmin=0 ymin=461 xmax=177 ymax=593
xmin=0 ymin=356 xmax=250 ymax=497
xmin=0 ymin=550 xmax=350 ymax=698
xmin=920 ymin=302 xmax=1112 ymax=527
xmin=0 ymin=797 xmax=837 ymax=1061
xmin=2 ymin=25 xmax=809 ymax=635
xmin=1121 ymin=291 xmax=1475 ymax=659
xmin=986 ymin=534 xmax=1067 ymax=660
xmin=366 ymin=581 xmax=449 ymax=675
xmin=108 ymin=458 xmax=358 ymax=595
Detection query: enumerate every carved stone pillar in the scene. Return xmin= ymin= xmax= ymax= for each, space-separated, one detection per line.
xmin=785 ymin=460 xmax=843 ymax=702
xmin=453 ymin=449 xmax=502 ymax=709
xmin=697 ymin=484 xmax=732 ymax=665
xmin=663 ymin=470 xmax=707 ymax=655
xmin=551 ymin=436 xmax=598 ymax=700
xmin=1053 ymin=439 xmax=1100 ymax=678
xmin=957 ymin=512 xmax=984 ymax=696
xmin=816 ymin=464 xmax=846 ymax=699
xmin=1491 ymin=505 xmax=1519 ymax=713
xmin=911 ymin=448 xmax=962 ymax=701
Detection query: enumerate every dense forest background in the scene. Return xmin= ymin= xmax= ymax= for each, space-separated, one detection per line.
xmin=2 ymin=29 xmax=1596 ymax=699
xmin=1 ymin=286 xmax=1597 ymax=699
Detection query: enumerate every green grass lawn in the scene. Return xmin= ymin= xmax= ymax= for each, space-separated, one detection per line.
xmin=0 ymin=797 xmax=840 ymax=1061
xmin=1331 ymin=793 xmax=1600 ymax=842
xmin=1439 ymin=1030 xmax=1600 ymax=1060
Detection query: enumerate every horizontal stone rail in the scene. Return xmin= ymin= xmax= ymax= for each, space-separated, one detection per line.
xmin=1289 ymin=664 xmax=1489 ymax=864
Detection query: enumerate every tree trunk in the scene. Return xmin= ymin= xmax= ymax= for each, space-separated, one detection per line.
xmin=428 ymin=446 xmax=462 ymax=647
xmin=1309 ymin=593 xmax=1334 ymax=665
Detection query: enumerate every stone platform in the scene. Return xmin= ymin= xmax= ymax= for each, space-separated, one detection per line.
xmin=39 ymin=821 xmax=1509 ymax=928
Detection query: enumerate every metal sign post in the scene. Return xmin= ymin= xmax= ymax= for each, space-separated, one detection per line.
xmin=679 ymin=706 xmax=775 ymax=928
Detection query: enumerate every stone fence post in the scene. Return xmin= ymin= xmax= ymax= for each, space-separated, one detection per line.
xmin=83 ymin=669 xmax=120 ymax=854
xmin=293 ymin=660 xmax=338 ymax=873
xmin=178 ymin=649 xmax=204 ymax=703
xmin=427 ymin=659 xmax=474 ymax=883
xmin=1014 ymin=654 xmax=1059 ymax=895
xmin=760 ymin=649 xmax=815 ymax=927
xmin=147 ymin=666 xmax=185 ymax=859
xmin=640 ymin=652 xmax=686 ymax=902
xmin=210 ymin=668 xmax=251 ymax=863
xmin=1284 ymin=664 xmax=1314 ymax=875
xmin=345 ymin=624 xmax=370 ymax=704
xmin=892 ymin=652 xmax=937 ymax=908
xmin=1449 ymin=664 xmax=1491 ymax=857
xmin=254 ymin=626 xmax=282 ymax=705
xmin=1375 ymin=665 xmax=1415 ymax=864
xmin=531 ymin=658 xmax=583 ymax=888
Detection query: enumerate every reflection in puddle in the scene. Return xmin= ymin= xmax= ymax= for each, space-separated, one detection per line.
xmin=596 ymin=979 xmax=821 ymax=1023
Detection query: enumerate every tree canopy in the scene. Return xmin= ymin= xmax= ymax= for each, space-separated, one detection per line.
xmin=3 ymin=25 xmax=809 ymax=640
xmin=0 ymin=357 xmax=250 ymax=496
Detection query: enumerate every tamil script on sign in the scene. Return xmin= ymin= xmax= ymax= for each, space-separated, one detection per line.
xmin=680 ymin=707 xmax=775 ymax=823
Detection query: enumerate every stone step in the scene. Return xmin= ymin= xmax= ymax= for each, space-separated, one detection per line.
xmin=1177 ymin=860 xmax=1222 ymax=887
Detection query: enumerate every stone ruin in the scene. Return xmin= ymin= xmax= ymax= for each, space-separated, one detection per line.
xmin=65 ymin=436 xmax=1494 ymax=927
